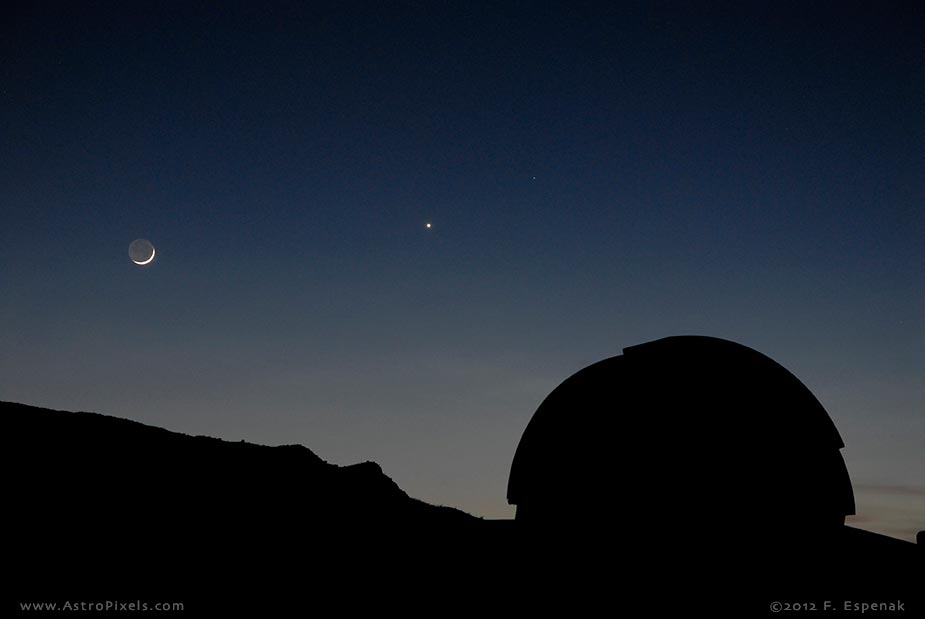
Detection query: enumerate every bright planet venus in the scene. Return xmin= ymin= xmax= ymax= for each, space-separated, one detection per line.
xmin=128 ymin=239 xmax=156 ymax=265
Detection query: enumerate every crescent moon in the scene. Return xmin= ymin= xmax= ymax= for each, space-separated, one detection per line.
xmin=132 ymin=246 xmax=156 ymax=265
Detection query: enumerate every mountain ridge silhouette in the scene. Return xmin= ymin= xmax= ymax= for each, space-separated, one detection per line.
xmin=7 ymin=399 xmax=501 ymax=613
xmin=4 ymin=399 xmax=476 ymax=526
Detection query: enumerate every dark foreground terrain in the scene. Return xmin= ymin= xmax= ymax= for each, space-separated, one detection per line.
xmin=5 ymin=400 xmax=921 ymax=616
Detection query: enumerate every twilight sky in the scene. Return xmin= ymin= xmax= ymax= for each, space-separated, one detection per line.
xmin=1 ymin=2 xmax=922 ymax=540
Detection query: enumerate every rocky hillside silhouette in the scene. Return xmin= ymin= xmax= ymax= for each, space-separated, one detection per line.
xmin=6 ymin=400 xmax=498 ymax=610
xmin=5 ymin=400 xmax=475 ymax=538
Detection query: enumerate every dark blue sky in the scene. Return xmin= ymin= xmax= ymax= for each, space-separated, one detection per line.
xmin=2 ymin=2 xmax=923 ymax=537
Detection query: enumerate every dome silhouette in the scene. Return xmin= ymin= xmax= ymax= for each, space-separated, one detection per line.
xmin=507 ymin=336 xmax=855 ymax=544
